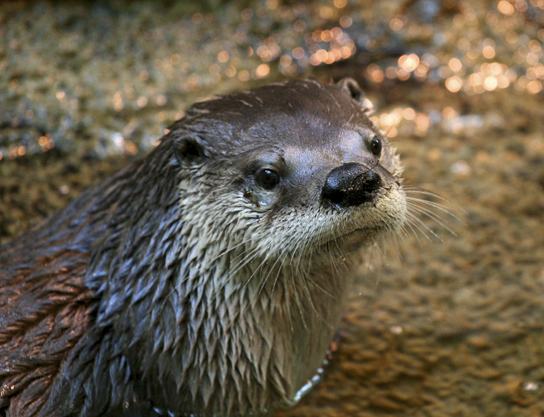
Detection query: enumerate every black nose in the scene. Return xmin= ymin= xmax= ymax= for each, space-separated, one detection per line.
xmin=322 ymin=162 xmax=382 ymax=208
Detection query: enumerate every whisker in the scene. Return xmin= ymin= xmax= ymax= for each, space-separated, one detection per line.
xmin=405 ymin=197 xmax=461 ymax=222
xmin=258 ymin=255 xmax=283 ymax=295
xmin=299 ymin=262 xmax=333 ymax=328
xmin=405 ymin=211 xmax=443 ymax=242
xmin=403 ymin=186 xmax=467 ymax=214
xmin=207 ymin=236 xmax=254 ymax=265
xmin=402 ymin=212 xmax=427 ymax=242
xmin=406 ymin=203 xmax=457 ymax=236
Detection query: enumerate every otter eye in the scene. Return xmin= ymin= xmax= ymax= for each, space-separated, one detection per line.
xmin=256 ymin=169 xmax=280 ymax=190
xmin=369 ymin=136 xmax=382 ymax=157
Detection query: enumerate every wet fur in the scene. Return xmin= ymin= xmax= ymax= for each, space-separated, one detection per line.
xmin=0 ymin=79 xmax=406 ymax=416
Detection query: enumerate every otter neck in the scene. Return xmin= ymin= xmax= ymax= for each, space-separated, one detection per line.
xmin=89 ymin=210 xmax=354 ymax=416
xmin=126 ymin=247 xmax=353 ymax=416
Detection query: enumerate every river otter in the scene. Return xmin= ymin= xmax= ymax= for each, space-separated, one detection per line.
xmin=0 ymin=78 xmax=406 ymax=416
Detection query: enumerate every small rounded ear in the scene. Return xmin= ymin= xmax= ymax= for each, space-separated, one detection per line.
xmin=337 ymin=77 xmax=366 ymax=106
xmin=173 ymin=135 xmax=207 ymax=166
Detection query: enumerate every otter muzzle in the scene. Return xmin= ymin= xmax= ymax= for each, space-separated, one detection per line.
xmin=322 ymin=162 xmax=382 ymax=209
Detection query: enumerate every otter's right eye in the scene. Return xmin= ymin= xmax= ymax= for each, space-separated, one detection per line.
xmin=256 ymin=169 xmax=280 ymax=190
xmin=369 ymin=135 xmax=382 ymax=157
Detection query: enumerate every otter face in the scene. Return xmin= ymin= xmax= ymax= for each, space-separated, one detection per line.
xmin=171 ymin=78 xmax=405 ymax=263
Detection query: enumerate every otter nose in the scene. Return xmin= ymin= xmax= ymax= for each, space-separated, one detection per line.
xmin=322 ymin=162 xmax=382 ymax=208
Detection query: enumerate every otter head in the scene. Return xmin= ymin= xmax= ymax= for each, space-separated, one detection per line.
xmin=169 ymin=78 xmax=405 ymax=275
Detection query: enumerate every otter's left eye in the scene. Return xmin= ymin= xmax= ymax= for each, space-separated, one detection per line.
xmin=256 ymin=169 xmax=280 ymax=190
xmin=369 ymin=136 xmax=382 ymax=157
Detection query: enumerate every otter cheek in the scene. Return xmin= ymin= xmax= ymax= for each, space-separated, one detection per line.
xmin=244 ymin=188 xmax=277 ymax=211
xmin=257 ymin=192 xmax=276 ymax=208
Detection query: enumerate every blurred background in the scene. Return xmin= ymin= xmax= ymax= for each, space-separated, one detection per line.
xmin=1 ymin=0 xmax=544 ymax=415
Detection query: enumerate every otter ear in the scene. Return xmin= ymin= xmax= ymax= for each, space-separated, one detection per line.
xmin=173 ymin=134 xmax=207 ymax=166
xmin=337 ymin=77 xmax=366 ymax=107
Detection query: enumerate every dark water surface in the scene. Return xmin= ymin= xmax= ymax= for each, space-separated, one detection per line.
xmin=1 ymin=0 xmax=544 ymax=415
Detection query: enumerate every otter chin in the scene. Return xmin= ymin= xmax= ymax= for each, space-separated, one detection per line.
xmin=0 ymin=78 xmax=406 ymax=416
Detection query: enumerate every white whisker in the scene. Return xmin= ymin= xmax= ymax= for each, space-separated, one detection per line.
xmin=406 ymin=202 xmax=457 ymax=236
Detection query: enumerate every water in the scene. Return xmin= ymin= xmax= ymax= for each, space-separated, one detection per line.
xmin=1 ymin=1 xmax=544 ymax=416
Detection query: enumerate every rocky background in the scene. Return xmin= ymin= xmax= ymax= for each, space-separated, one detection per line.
xmin=1 ymin=0 xmax=544 ymax=415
